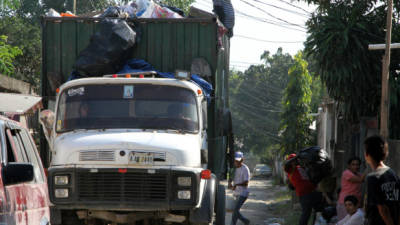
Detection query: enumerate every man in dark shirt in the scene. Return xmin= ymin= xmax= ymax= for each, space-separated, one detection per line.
xmin=364 ymin=135 xmax=400 ymax=225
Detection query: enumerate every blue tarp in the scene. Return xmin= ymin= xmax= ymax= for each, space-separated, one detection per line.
xmin=68 ymin=58 xmax=213 ymax=102
xmin=118 ymin=59 xmax=213 ymax=102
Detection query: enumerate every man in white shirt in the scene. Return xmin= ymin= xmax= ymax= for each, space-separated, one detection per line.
xmin=336 ymin=195 xmax=364 ymax=225
xmin=230 ymin=151 xmax=250 ymax=225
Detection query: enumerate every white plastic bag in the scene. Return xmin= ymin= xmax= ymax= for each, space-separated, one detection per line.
xmin=46 ymin=8 xmax=61 ymax=17
xmin=136 ymin=0 xmax=182 ymax=18
xmin=226 ymin=195 xmax=235 ymax=212
xmin=151 ymin=3 xmax=182 ymax=18
xmin=314 ymin=212 xmax=327 ymax=225
xmin=136 ymin=0 xmax=152 ymax=17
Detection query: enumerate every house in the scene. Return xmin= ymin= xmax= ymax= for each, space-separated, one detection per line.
xmin=0 ymin=74 xmax=42 ymax=132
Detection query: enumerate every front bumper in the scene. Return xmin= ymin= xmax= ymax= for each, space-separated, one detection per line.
xmin=48 ymin=167 xmax=200 ymax=211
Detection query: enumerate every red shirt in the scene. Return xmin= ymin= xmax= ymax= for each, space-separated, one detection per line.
xmin=287 ymin=165 xmax=316 ymax=196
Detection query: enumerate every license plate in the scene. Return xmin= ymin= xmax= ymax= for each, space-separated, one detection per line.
xmin=129 ymin=152 xmax=154 ymax=165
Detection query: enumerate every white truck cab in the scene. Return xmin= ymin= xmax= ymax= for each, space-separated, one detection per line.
xmin=42 ymin=75 xmax=222 ymax=224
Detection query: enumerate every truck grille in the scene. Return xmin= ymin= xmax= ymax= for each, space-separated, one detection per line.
xmin=79 ymin=150 xmax=115 ymax=161
xmin=77 ymin=171 xmax=168 ymax=201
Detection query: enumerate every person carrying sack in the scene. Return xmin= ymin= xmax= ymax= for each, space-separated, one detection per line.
xmin=284 ymin=153 xmax=324 ymax=225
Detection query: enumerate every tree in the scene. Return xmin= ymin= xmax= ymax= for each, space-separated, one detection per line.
xmin=0 ymin=0 xmax=20 ymax=16
xmin=303 ymin=0 xmax=400 ymax=138
xmin=41 ymin=0 xmax=111 ymax=16
xmin=0 ymin=35 xmax=22 ymax=76
xmin=160 ymin=0 xmax=194 ymax=15
xmin=0 ymin=17 xmax=41 ymax=91
xmin=304 ymin=1 xmax=386 ymax=121
xmin=280 ymin=52 xmax=312 ymax=155
xmin=229 ymin=48 xmax=294 ymax=162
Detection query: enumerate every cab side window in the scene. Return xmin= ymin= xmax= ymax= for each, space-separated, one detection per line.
xmin=5 ymin=127 xmax=45 ymax=183
xmin=5 ymin=129 xmax=18 ymax=163
xmin=19 ymin=129 xmax=45 ymax=183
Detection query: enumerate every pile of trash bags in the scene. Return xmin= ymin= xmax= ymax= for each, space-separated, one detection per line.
xmin=47 ymin=0 xmax=234 ymax=102
xmin=46 ymin=0 xmax=183 ymax=19
xmin=73 ymin=18 xmax=136 ymax=77
xmin=46 ymin=0 xmax=235 ymax=29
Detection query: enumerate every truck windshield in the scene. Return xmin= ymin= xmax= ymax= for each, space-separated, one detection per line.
xmin=56 ymin=84 xmax=199 ymax=133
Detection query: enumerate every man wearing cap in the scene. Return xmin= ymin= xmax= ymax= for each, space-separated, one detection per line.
xmin=284 ymin=153 xmax=323 ymax=225
xmin=230 ymin=151 xmax=251 ymax=225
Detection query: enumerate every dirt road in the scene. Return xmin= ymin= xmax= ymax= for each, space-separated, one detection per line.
xmin=223 ymin=178 xmax=291 ymax=225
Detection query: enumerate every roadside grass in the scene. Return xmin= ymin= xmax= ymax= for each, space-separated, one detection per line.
xmin=269 ymin=186 xmax=301 ymax=225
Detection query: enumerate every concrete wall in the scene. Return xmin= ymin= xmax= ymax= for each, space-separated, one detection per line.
xmin=0 ymin=74 xmax=36 ymax=95
xmin=387 ymin=140 xmax=400 ymax=175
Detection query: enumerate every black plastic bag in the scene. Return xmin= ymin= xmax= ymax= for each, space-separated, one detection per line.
xmin=296 ymin=146 xmax=332 ymax=184
xmin=100 ymin=6 xmax=122 ymax=18
xmin=73 ymin=18 xmax=136 ymax=77
xmin=160 ymin=4 xmax=185 ymax=17
xmin=322 ymin=206 xmax=337 ymax=222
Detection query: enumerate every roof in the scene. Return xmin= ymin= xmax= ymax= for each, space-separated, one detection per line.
xmin=60 ymin=77 xmax=203 ymax=97
xmin=0 ymin=93 xmax=42 ymax=114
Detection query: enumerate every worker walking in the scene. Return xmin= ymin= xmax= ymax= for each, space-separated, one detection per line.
xmin=230 ymin=151 xmax=251 ymax=225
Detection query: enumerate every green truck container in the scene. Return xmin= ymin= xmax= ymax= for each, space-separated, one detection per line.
xmin=41 ymin=16 xmax=233 ymax=224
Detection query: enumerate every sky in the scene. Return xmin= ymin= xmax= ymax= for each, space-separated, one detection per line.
xmin=191 ymin=0 xmax=317 ymax=71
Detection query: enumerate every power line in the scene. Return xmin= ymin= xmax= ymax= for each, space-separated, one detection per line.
xmin=230 ymin=64 xmax=250 ymax=68
xmin=249 ymin=0 xmax=310 ymax=17
xmin=197 ymin=0 xmax=307 ymax=32
xmin=235 ymin=116 xmax=281 ymax=141
xmin=239 ymin=88 xmax=282 ymax=111
xmin=231 ymin=60 xmax=262 ymax=65
xmin=235 ymin=99 xmax=282 ymax=113
xmin=235 ymin=34 xmax=303 ymax=43
xmin=271 ymin=0 xmax=312 ymax=14
xmin=234 ymin=11 xmax=306 ymax=32
xmin=239 ymin=0 xmax=307 ymax=29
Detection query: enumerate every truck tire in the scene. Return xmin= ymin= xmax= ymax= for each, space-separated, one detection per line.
xmin=61 ymin=210 xmax=85 ymax=225
xmin=215 ymin=184 xmax=226 ymax=225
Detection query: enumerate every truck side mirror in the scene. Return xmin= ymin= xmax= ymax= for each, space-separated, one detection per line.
xmin=3 ymin=163 xmax=34 ymax=185
xmin=202 ymin=100 xmax=208 ymax=130
xmin=39 ymin=109 xmax=55 ymax=143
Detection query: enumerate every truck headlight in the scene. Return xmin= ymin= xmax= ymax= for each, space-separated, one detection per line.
xmin=177 ymin=177 xmax=191 ymax=186
xmin=177 ymin=190 xmax=191 ymax=199
xmin=54 ymin=175 xmax=69 ymax=185
xmin=55 ymin=188 xmax=69 ymax=198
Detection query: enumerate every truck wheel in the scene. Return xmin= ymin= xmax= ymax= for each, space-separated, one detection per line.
xmin=215 ymin=184 xmax=226 ymax=225
xmin=61 ymin=210 xmax=84 ymax=225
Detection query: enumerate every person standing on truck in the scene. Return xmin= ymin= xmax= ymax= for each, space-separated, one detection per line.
xmin=230 ymin=151 xmax=250 ymax=225
xmin=363 ymin=135 xmax=400 ymax=225
xmin=284 ymin=153 xmax=323 ymax=225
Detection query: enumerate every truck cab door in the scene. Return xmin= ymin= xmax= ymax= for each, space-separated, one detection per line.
xmin=2 ymin=126 xmax=50 ymax=225
xmin=0 ymin=127 xmax=8 ymax=224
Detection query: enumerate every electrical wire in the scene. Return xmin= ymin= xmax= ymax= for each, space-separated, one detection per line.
xmin=234 ymin=11 xmax=307 ymax=32
xmin=235 ymin=116 xmax=281 ymax=141
xmin=234 ymin=34 xmax=303 ymax=43
xmin=197 ymin=0 xmax=307 ymax=32
xmin=271 ymin=0 xmax=312 ymax=14
xmin=238 ymin=0 xmax=307 ymax=29
xmin=249 ymin=0 xmax=310 ymax=17
xmin=231 ymin=60 xmax=262 ymax=65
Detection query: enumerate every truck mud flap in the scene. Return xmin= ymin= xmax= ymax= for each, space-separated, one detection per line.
xmin=189 ymin=175 xmax=216 ymax=223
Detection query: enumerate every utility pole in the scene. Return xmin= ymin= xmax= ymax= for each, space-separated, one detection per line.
xmin=379 ymin=0 xmax=393 ymax=140
xmin=73 ymin=0 xmax=77 ymax=15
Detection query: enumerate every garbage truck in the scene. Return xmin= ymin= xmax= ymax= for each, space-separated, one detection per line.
xmin=40 ymin=16 xmax=234 ymax=225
